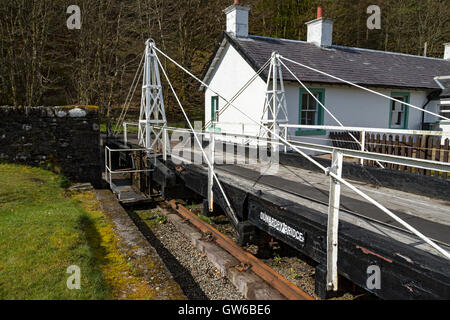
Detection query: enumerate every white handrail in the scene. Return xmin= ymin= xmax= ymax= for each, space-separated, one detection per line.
xmin=212 ymin=122 xmax=447 ymax=137
xmin=161 ymin=126 xmax=450 ymax=173
xmin=280 ymin=124 xmax=446 ymax=137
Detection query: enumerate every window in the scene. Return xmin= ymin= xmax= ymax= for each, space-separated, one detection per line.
xmin=296 ymin=88 xmax=325 ymax=136
xmin=211 ymin=96 xmax=219 ymax=122
xmin=389 ymin=92 xmax=410 ymax=129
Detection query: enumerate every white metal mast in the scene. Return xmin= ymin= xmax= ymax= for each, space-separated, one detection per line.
xmin=138 ymin=39 xmax=169 ymax=155
xmin=259 ymin=51 xmax=289 ymax=141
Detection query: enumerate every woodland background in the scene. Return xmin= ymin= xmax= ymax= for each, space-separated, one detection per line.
xmin=1 ymin=0 xmax=449 ymax=123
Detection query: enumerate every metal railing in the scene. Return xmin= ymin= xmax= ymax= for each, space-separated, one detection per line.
xmin=160 ymin=125 xmax=450 ymax=174
xmin=122 ymin=122 xmax=139 ymax=145
xmin=104 ymin=146 xmax=154 ymax=193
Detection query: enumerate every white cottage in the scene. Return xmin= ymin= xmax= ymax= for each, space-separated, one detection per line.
xmin=200 ymin=2 xmax=450 ymax=147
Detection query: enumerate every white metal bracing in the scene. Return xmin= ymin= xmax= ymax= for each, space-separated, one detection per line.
xmin=153 ymin=50 xmax=240 ymax=227
xmin=203 ymin=58 xmax=272 ymax=131
xmin=152 ymin=45 xmax=449 ymax=261
xmin=279 ymin=55 xmax=450 ymax=122
xmin=116 ymin=44 xmax=450 ymax=297
xmin=113 ymin=53 xmax=145 ymax=137
xmin=138 ymin=39 xmax=170 ymax=154
xmin=259 ymin=52 xmax=289 ymax=140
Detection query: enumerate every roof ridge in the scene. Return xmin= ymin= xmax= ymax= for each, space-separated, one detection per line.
xmin=248 ymin=34 xmax=449 ymax=62
xmin=331 ymin=44 xmax=449 ymax=62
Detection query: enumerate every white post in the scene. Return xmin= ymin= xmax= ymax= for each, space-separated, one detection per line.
xmin=284 ymin=126 xmax=288 ymax=153
xmin=163 ymin=127 xmax=167 ymax=161
xmin=360 ymin=131 xmax=365 ymax=166
xmin=123 ymin=123 xmax=128 ymax=145
xmin=105 ymin=147 xmax=108 ymax=184
xmin=208 ymin=132 xmax=215 ymax=212
xmin=108 ymin=148 xmax=112 ymax=186
xmin=326 ymin=149 xmax=343 ymax=292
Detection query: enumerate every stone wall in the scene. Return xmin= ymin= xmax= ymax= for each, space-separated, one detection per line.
xmin=0 ymin=106 xmax=101 ymax=187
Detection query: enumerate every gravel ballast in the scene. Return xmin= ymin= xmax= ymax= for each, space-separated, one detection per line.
xmin=130 ymin=208 xmax=245 ymax=300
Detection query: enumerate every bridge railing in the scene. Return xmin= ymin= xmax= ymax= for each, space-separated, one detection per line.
xmin=159 ymin=125 xmax=450 ymax=174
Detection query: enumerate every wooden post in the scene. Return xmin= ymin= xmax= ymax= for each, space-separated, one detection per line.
xmin=381 ymin=134 xmax=387 ymax=167
xmin=434 ymin=138 xmax=441 ymax=178
xmin=419 ymin=135 xmax=426 ymax=175
xmin=407 ymin=136 xmax=413 ymax=173
xmin=387 ymin=135 xmax=393 ymax=170
xmin=360 ymin=131 xmax=365 ymax=166
xmin=426 ymin=136 xmax=433 ymax=176
xmin=443 ymin=139 xmax=449 ymax=180
xmin=400 ymin=135 xmax=406 ymax=172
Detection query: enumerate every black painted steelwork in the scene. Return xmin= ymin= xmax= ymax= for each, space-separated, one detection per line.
xmin=103 ymin=139 xmax=449 ymax=300
xmin=159 ymin=157 xmax=450 ymax=300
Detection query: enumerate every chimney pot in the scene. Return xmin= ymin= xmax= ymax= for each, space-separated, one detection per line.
xmin=317 ymin=6 xmax=323 ymax=19
xmin=306 ymin=8 xmax=334 ymax=47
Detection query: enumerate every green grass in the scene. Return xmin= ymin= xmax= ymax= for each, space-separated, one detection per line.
xmin=99 ymin=123 xmax=139 ymax=135
xmin=0 ymin=164 xmax=110 ymax=299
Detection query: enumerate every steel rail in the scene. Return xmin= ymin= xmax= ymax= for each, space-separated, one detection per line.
xmin=166 ymin=200 xmax=314 ymax=300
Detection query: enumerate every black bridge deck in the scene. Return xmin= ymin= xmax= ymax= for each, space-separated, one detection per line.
xmin=104 ymin=136 xmax=450 ymax=299
xmin=165 ymin=146 xmax=450 ymax=300
xmin=217 ymin=163 xmax=450 ymax=246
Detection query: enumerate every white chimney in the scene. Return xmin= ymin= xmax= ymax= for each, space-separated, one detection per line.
xmin=306 ymin=6 xmax=334 ymax=47
xmin=444 ymin=43 xmax=450 ymax=60
xmin=224 ymin=0 xmax=250 ymax=38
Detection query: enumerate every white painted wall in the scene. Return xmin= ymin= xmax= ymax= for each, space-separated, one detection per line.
xmin=204 ymin=42 xmax=267 ymax=137
xmin=283 ymin=84 xmax=434 ymax=149
xmin=204 ymin=44 xmax=440 ymax=152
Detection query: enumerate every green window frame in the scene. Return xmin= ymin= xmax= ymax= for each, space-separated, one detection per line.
xmin=296 ymin=88 xmax=326 ymax=136
xmin=389 ymin=92 xmax=410 ymax=129
xmin=211 ymin=96 xmax=219 ymax=122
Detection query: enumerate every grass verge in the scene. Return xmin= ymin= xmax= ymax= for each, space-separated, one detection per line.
xmin=0 ymin=163 xmax=153 ymax=299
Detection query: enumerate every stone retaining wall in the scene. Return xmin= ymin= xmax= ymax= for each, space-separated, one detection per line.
xmin=0 ymin=106 xmax=101 ymax=187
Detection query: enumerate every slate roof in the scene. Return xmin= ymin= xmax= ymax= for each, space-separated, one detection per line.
xmin=204 ymin=32 xmax=450 ymax=91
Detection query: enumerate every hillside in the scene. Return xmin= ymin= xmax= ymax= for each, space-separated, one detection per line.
xmin=1 ymin=0 xmax=449 ymax=123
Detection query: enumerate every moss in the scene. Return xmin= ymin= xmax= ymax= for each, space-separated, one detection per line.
xmin=73 ymin=191 xmax=156 ymax=300
xmin=54 ymin=105 xmax=98 ymax=111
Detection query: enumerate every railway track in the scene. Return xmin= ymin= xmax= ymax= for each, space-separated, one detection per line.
xmin=165 ymin=200 xmax=314 ymax=300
